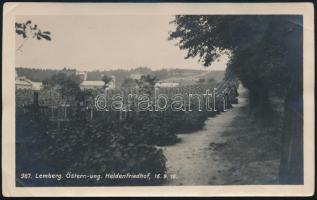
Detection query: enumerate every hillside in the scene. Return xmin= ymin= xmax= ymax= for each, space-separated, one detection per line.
xmin=15 ymin=67 xmax=225 ymax=87
xmin=159 ymin=70 xmax=225 ymax=86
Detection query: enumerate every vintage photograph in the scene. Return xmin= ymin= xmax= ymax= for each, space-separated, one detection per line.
xmin=2 ymin=3 xmax=314 ymax=197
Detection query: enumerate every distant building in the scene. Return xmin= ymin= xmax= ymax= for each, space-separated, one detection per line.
xmin=15 ymin=76 xmax=43 ymax=90
xmin=155 ymin=82 xmax=179 ymax=88
xmin=80 ymin=81 xmax=104 ymax=90
xmin=16 ymin=77 xmax=33 ymax=90
xmin=31 ymin=82 xmax=43 ymax=91
xmin=76 ymin=71 xmax=88 ymax=81
xmin=129 ymin=73 xmax=143 ymax=80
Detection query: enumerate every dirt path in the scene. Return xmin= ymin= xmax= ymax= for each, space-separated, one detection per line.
xmin=162 ymin=85 xmax=249 ymax=185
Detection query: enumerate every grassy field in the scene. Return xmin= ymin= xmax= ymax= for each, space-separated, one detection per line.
xmin=209 ymin=95 xmax=284 ymax=184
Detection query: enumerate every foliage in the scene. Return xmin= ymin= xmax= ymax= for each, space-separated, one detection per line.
xmin=197 ymin=78 xmax=217 ymax=85
xmin=16 ymin=20 xmax=51 ymax=41
xmin=43 ymin=72 xmax=82 ymax=100
xmin=16 ymin=68 xmax=76 ymax=82
xmin=168 ymin=15 xmax=299 ymax=97
xmin=15 ymin=79 xmax=238 ymax=186
xmin=169 ymin=15 xmax=303 ymax=183
xmin=101 ymin=75 xmax=113 ymax=89
xmin=136 ymin=74 xmax=159 ymax=96
xmin=16 ymin=113 xmax=166 ymax=186
xmin=16 ymin=67 xmax=218 ymax=87
xmin=121 ymin=78 xmax=138 ymax=88
xmin=16 ymin=20 xmax=51 ymax=52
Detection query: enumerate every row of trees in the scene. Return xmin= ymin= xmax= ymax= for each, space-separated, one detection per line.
xmin=16 ymin=66 xmax=214 ymax=88
xmin=169 ymin=15 xmax=303 ymax=184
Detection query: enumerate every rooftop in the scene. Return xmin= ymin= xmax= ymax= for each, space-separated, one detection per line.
xmin=80 ymin=81 xmax=104 ymax=86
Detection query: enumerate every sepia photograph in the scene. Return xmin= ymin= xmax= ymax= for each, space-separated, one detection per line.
xmin=2 ymin=2 xmax=314 ymax=197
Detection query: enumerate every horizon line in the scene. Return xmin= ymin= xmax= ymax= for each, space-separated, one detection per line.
xmin=15 ymin=66 xmax=226 ymax=72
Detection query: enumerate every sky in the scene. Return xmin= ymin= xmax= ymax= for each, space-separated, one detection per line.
xmin=15 ymin=15 xmax=228 ymax=71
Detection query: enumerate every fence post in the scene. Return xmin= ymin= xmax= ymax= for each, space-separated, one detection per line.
xmin=90 ymin=107 xmax=93 ymax=121
xmin=33 ymin=91 xmax=39 ymax=120
xmin=64 ymin=105 xmax=67 ymax=119
xmin=33 ymin=91 xmax=39 ymax=106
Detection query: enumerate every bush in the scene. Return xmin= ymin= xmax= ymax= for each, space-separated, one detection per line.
xmin=16 ymin=114 xmax=167 ymax=186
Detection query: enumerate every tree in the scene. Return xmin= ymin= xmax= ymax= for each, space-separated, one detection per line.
xmin=101 ymin=75 xmax=113 ymax=89
xmin=153 ymin=69 xmax=169 ymax=80
xmin=16 ymin=68 xmax=76 ymax=82
xmin=207 ymin=78 xmax=217 ymax=85
xmin=121 ymin=78 xmax=137 ymax=88
xmin=197 ymin=78 xmax=206 ymax=84
xmin=44 ymin=73 xmax=82 ymax=102
xmin=136 ymin=75 xmax=159 ymax=96
xmin=169 ymin=15 xmax=303 ymax=184
xmin=132 ymin=67 xmax=153 ymax=75
xmin=15 ymin=20 xmax=51 ymax=52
